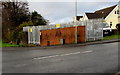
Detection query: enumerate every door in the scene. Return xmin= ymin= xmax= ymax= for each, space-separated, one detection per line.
xmin=47 ymin=41 xmax=50 ymax=46
xmin=60 ymin=39 xmax=65 ymax=45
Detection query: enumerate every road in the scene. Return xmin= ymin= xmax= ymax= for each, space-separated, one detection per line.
xmin=2 ymin=42 xmax=119 ymax=73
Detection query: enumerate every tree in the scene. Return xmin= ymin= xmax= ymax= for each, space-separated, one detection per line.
xmin=2 ymin=0 xmax=29 ymax=42
xmin=31 ymin=11 xmax=47 ymax=26
xmin=12 ymin=21 xmax=33 ymax=44
xmin=2 ymin=0 xmax=29 ymax=27
xmin=2 ymin=0 xmax=48 ymax=44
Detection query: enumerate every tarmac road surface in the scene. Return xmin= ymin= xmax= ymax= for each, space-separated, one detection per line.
xmin=2 ymin=42 xmax=119 ymax=73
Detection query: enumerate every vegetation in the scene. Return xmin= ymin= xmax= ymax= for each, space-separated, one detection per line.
xmin=0 ymin=40 xmax=39 ymax=47
xmin=2 ymin=1 xmax=29 ymax=43
xmin=2 ymin=0 xmax=48 ymax=45
xmin=0 ymin=41 xmax=19 ymax=47
xmin=103 ymin=34 xmax=120 ymax=40
xmin=0 ymin=43 xmax=19 ymax=47
xmin=31 ymin=11 xmax=47 ymax=26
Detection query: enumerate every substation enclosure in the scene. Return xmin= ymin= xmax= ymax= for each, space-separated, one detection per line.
xmin=23 ymin=20 xmax=103 ymax=46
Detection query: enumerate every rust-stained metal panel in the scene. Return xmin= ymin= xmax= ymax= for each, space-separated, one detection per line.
xmin=40 ymin=26 xmax=85 ymax=46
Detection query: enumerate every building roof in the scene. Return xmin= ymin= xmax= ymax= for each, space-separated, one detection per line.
xmin=95 ymin=5 xmax=117 ymax=19
xmin=76 ymin=16 xmax=83 ymax=21
xmin=85 ymin=5 xmax=117 ymax=19
xmin=85 ymin=13 xmax=103 ymax=19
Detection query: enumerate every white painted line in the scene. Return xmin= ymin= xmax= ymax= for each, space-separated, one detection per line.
xmin=48 ymin=55 xmax=59 ymax=58
xmin=33 ymin=50 xmax=93 ymax=60
xmin=15 ymin=64 xmax=27 ymax=67
xmin=81 ymin=50 xmax=93 ymax=53
xmin=60 ymin=52 xmax=81 ymax=56
xmin=60 ymin=53 xmax=72 ymax=56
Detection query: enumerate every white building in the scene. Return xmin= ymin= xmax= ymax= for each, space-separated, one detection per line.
xmin=82 ymin=2 xmax=120 ymax=29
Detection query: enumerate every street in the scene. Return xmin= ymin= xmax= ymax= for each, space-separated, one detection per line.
xmin=2 ymin=42 xmax=119 ymax=73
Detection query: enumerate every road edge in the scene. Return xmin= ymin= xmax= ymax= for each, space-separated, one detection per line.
xmin=2 ymin=39 xmax=120 ymax=51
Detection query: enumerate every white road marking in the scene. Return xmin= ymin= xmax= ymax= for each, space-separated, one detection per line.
xmin=60 ymin=52 xmax=81 ymax=56
xmin=81 ymin=50 xmax=93 ymax=53
xmin=33 ymin=50 xmax=93 ymax=60
xmin=48 ymin=55 xmax=59 ymax=58
xmin=15 ymin=64 xmax=27 ymax=67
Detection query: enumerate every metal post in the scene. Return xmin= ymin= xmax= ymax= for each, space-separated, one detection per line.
xmin=28 ymin=27 xmax=30 ymax=44
xmin=75 ymin=0 xmax=77 ymax=44
xmin=75 ymin=23 xmax=77 ymax=43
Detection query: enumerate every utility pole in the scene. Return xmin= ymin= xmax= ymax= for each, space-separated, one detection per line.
xmin=75 ymin=0 xmax=77 ymax=44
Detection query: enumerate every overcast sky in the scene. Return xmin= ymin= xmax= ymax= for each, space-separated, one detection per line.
xmin=28 ymin=0 xmax=119 ymax=24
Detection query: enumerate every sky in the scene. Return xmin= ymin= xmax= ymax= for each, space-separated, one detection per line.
xmin=28 ymin=0 xmax=119 ymax=24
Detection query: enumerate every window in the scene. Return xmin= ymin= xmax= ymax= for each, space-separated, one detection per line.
xmin=115 ymin=11 xmax=116 ymax=14
xmin=110 ymin=22 xmax=112 ymax=28
xmin=102 ymin=11 xmax=104 ymax=13
xmin=118 ymin=16 xmax=120 ymax=18
xmin=117 ymin=10 xmax=119 ymax=14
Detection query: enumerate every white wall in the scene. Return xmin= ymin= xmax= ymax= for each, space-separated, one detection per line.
xmin=118 ymin=5 xmax=120 ymax=24
xmin=82 ymin=14 xmax=88 ymax=25
xmin=105 ymin=5 xmax=119 ymax=29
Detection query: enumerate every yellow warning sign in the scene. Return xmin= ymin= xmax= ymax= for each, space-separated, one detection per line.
xmin=30 ymin=28 xmax=33 ymax=32
xmin=56 ymin=24 xmax=60 ymax=28
xmin=40 ymin=32 xmax=41 ymax=35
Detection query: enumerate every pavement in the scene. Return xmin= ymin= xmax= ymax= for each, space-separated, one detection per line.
xmin=2 ymin=42 xmax=119 ymax=74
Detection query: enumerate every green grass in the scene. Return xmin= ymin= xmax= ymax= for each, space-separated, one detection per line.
xmin=0 ymin=34 xmax=119 ymax=47
xmin=0 ymin=41 xmax=19 ymax=47
xmin=0 ymin=41 xmax=2 ymax=47
xmin=103 ymin=34 xmax=120 ymax=40
xmin=0 ymin=41 xmax=36 ymax=47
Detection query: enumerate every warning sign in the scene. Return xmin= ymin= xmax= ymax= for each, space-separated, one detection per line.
xmin=40 ymin=32 xmax=41 ymax=35
xmin=30 ymin=28 xmax=33 ymax=32
xmin=56 ymin=24 xmax=60 ymax=28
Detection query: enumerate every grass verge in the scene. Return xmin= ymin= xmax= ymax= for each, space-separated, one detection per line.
xmin=0 ymin=41 xmax=19 ymax=47
xmin=0 ymin=41 xmax=38 ymax=47
xmin=103 ymin=34 xmax=120 ymax=40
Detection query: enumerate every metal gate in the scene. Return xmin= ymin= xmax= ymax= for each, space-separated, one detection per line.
xmin=85 ymin=19 xmax=103 ymax=41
